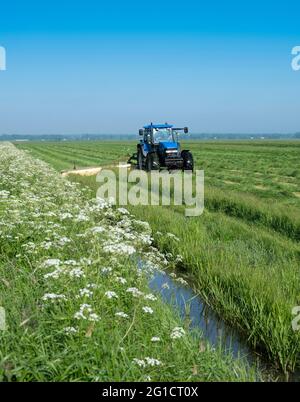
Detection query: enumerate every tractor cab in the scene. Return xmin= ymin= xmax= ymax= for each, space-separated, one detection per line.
xmin=136 ymin=123 xmax=193 ymax=171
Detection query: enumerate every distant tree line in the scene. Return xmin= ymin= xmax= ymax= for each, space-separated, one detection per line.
xmin=1 ymin=133 xmax=300 ymax=141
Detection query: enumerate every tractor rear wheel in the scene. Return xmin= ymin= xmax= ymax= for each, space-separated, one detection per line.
xmin=182 ymin=151 xmax=194 ymax=171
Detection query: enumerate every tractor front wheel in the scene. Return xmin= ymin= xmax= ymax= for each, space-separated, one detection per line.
xmin=145 ymin=154 xmax=153 ymax=172
xmin=137 ymin=148 xmax=144 ymax=170
xmin=182 ymin=151 xmax=194 ymax=171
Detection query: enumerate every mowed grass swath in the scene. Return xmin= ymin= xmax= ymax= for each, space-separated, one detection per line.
xmin=17 ymin=139 xmax=300 ymax=374
xmin=0 ymin=142 xmax=255 ymax=381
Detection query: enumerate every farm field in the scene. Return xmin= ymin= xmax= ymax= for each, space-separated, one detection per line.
xmin=15 ymin=139 xmax=300 ymax=376
xmin=17 ymin=140 xmax=300 ymax=207
xmin=0 ymin=142 xmax=256 ymax=381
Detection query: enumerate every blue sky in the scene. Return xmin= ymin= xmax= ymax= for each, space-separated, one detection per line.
xmin=0 ymin=1 xmax=299 ymax=134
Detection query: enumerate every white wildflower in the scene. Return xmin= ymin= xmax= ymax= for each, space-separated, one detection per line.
xmin=75 ymin=212 xmax=90 ymax=222
xmin=65 ymin=259 xmax=78 ymax=266
xmin=43 ymin=258 xmax=61 ymax=267
xmin=64 ymin=326 xmax=78 ymax=334
xmin=89 ymin=313 xmax=100 ymax=321
xmin=91 ymin=226 xmax=105 ymax=234
xmin=101 ymin=267 xmax=112 ymax=275
xmin=115 ymin=311 xmax=129 ymax=318
xmin=74 ymin=303 xmax=99 ymax=321
xmin=59 ymin=212 xmax=73 ymax=220
xmin=42 ymin=293 xmax=66 ymax=302
xmin=133 ymin=358 xmax=146 ymax=368
xmin=44 ymin=268 xmax=64 ymax=279
xmin=142 ymin=306 xmax=153 ymax=314
xmin=144 ymin=293 xmax=157 ymax=301
xmin=57 ymin=236 xmax=71 ymax=246
xmin=105 ymin=291 xmax=118 ymax=299
xmin=170 ymin=327 xmax=186 ymax=339
xmin=69 ymin=267 xmax=85 ymax=278
xmin=103 ymin=243 xmax=136 ymax=256
xmin=78 ymin=288 xmax=93 ymax=298
xmin=115 ymin=276 xmax=127 ymax=284
xmin=126 ymin=287 xmax=144 ymax=297
xmin=166 ymin=232 xmax=180 ymax=241
xmin=117 ymin=207 xmax=129 ymax=215
xmin=145 ymin=357 xmax=161 ymax=366
xmin=176 ymin=277 xmax=188 ymax=286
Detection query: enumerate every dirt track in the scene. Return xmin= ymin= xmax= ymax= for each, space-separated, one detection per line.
xmin=61 ymin=163 xmax=131 ymax=177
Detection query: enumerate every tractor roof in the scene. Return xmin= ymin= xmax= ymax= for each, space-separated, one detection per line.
xmin=143 ymin=123 xmax=173 ymax=129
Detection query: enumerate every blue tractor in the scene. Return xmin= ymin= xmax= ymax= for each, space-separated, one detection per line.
xmin=136 ymin=123 xmax=194 ymax=171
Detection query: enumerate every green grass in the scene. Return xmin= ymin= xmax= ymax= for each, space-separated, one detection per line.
xmin=15 ymin=141 xmax=134 ymax=171
xmin=72 ymin=174 xmax=300 ymax=373
xmin=0 ymin=143 xmax=255 ymax=382
xmin=15 ymin=139 xmax=300 ymax=373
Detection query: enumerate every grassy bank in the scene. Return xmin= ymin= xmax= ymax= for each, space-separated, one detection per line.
xmin=72 ymin=172 xmax=300 ymax=373
xmin=0 ymin=143 xmax=254 ymax=381
xmin=15 ymin=139 xmax=300 ymax=373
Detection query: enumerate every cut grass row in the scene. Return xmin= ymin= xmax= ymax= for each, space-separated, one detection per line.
xmin=16 ymin=141 xmax=133 ymax=171
xmin=204 ymin=187 xmax=300 ymax=242
xmin=16 ymin=140 xmax=300 ymax=206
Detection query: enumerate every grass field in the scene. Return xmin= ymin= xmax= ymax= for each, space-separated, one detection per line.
xmin=15 ymin=139 xmax=300 ymax=374
xmin=1 ymin=142 xmax=257 ymax=381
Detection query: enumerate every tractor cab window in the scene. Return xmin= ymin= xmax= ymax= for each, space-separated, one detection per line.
xmin=144 ymin=129 xmax=151 ymax=143
xmin=153 ymin=128 xmax=174 ymax=143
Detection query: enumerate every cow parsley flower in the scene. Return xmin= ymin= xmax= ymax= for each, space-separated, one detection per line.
xmin=144 ymin=293 xmax=157 ymax=301
xmin=127 ymin=287 xmax=144 ymax=297
xmin=69 ymin=267 xmax=85 ymax=278
xmin=176 ymin=277 xmax=188 ymax=286
xmin=145 ymin=357 xmax=161 ymax=366
xmin=42 ymin=293 xmax=66 ymax=302
xmin=115 ymin=276 xmax=127 ymax=284
xmin=78 ymin=287 xmax=93 ymax=298
xmin=43 ymin=258 xmax=61 ymax=267
xmin=115 ymin=311 xmax=129 ymax=318
xmin=105 ymin=291 xmax=118 ymax=299
xmin=44 ymin=268 xmax=64 ymax=279
xmin=59 ymin=212 xmax=73 ymax=220
xmin=132 ymin=358 xmax=146 ymax=368
xmin=103 ymin=243 xmax=136 ymax=256
xmin=170 ymin=327 xmax=186 ymax=339
xmin=117 ymin=207 xmax=129 ymax=215
xmin=91 ymin=226 xmax=105 ymax=234
xmin=89 ymin=313 xmax=100 ymax=322
xmin=101 ymin=267 xmax=112 ymax=275
xmin=166 ymin=232 xmax=180 ymax=241
xmin=64 ymin=326 xmax=78 ymax=334
xmin=142 ymin=306 xmax=153 ymax=314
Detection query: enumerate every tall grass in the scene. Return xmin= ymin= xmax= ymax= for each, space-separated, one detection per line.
xmin=204 ymin=187 xmax=300 ymax=241
xmin=17 ymin=139 xmax=300 ymax=373
xmin=72 ymin=174 xmax=300 ymax=373
xmin=0 ymin=143 xmax=254 ymax=381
